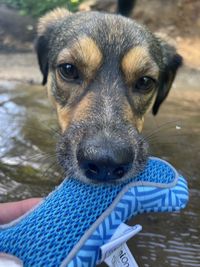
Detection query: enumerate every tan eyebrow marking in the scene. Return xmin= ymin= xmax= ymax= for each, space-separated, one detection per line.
xmin=57 ymin=37 xmax=103 ymax=79
xmin=121 ymin=46 xmax=159 ymax=83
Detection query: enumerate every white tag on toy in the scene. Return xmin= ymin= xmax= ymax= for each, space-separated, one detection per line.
xmin=100 ymin=223 xmax=142 ymax=266
xmin=105 ymin=243 xmax=139 ymax=267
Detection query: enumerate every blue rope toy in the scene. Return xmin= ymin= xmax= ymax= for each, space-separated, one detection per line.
xmin=0 ymin=157 xmax=188 ymax=266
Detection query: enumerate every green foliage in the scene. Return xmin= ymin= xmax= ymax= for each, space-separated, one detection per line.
xmin=2 ymin=0 xmax=83 ymax=17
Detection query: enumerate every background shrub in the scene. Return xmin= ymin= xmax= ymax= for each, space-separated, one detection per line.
xmin=2 ymin=0 xmax=83 ymax=17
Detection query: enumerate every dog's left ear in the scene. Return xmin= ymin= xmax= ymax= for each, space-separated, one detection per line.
xmin=152 ymin=40 xmax=183 ymax=115
xmin=35 ymin=8 xmax=71 ymax=85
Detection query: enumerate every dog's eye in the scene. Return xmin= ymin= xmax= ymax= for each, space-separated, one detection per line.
xmin=58 ymin=63 xmax=79 ymax=81
xmin=133 ymin=76 xmax=156 ymax=93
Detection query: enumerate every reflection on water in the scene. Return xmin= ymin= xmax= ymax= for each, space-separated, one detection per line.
xmin=0 ymin=72 xmax=199 ymax=267
xmin=0 ymin=81 xmax=60 ymax=201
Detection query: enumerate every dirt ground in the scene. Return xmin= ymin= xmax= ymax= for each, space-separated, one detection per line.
xmin=80 ymin=0 xmax=200 ymax=70
xmin=0 ymin=0 xmax=200 ymax=82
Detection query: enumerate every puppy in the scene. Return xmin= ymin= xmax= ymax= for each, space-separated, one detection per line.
xmin=35 ymin=2 xmax=182 ymax=183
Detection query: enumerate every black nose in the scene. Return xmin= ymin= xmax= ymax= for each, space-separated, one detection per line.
xmin=77 ymin=135 xmax=134 ymax=182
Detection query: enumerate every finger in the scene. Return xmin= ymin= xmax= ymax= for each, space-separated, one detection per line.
xmin=0 ymin=253 xmax=23 ymax=267
xmin=0 ymin=198 xmax=42 ymax=225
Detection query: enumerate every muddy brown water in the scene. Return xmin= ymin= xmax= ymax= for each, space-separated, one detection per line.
xmin=0 ymin=69 xmax=199 ymax=266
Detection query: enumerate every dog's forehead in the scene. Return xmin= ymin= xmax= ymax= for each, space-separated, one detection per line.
xmin=75 ymin=12 xmax=151 ymax=51
xmin=49 ymin=12 xmax=159 ymax=62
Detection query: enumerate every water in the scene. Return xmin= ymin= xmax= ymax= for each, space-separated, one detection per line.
xmin=0 ymin=68 xmax=199 ymax=267
xmin=0 ymin=81 xmax=60 ymax=201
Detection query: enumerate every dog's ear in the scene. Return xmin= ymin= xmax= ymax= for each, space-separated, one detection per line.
xmin=35 ymin=35 xmax=49 ymax=85
xmin=117 ymin=0 xmax=136 ymax=16
xmin=152 ymin=40 xmax=183 ymax=115
xmin=35 ymin=8 xmax=71 ymax=85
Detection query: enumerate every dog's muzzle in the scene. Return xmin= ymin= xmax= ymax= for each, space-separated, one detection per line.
xmin=77 ymin=133 xmax=134 ymax=182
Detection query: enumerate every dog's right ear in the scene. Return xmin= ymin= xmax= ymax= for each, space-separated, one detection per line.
xmin=35 ymin=8 xmax=71 ymax=85
xmin=152 ymin=40 xmax=182 ymax=115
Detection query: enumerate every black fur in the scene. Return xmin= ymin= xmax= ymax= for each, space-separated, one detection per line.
xmin=153 ymin=44 xmax=183 ymax=115
xmin=35 ymin=35 xmax=49 ymax=85
xmin=117 ymin=0 xmax=136 ymax=16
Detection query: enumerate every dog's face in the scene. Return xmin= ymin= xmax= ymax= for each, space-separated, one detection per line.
xmin=36 ymin=8 xmax=182 ymax=183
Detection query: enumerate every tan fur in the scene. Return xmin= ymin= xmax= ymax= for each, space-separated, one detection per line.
xmin=38 ymin=8 xmax=71 ymax=35
xmin=121 ymin=46 xmax=159 ymax=83
xmin=47 ymin=75 xmax=57 ymax=107
xmin=56 ymin=92 xmax=94 ymax=132
xmin=136 ymin=117 xmax=144 ymax=132
xmin=56 ymin=104 xmax=71 ymax=133
xmin=73 ymin=92 xmax=94 ymax=121
xmin=57 ymin=37 xmax=102 ymax=79
xmin=123 ymin=102 xmax=144 ymax=132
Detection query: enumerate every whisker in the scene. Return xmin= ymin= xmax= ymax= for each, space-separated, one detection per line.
xmin=20 ymin=153 xmax=57 ymax=163
xmin=149 ymin=142 xmax=197 ymax=149
xmin=0 ymin=123 xmax=59 ymax=140
xmin=0 ymin=110 xmax=60 ymax=137
xmin=38 ymin=120 xmax=62 ymax=137
xmin=41 ymin=161 xmax=60 ymax=179
xmin=143 ymin=120 xmax=182 ymax=141
xmin=146 ymin=133 xmax=193 ymax=143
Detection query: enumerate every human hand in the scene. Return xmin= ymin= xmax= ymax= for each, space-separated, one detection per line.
xmin=0 ymin=198 xmax=42 ymax=225
xmin=0 ymin=198 xmax=41 ymax=266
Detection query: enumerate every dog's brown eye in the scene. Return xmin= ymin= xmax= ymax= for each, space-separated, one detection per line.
xmin=58 ymin=63 xmax=79 ymax=81
xmin=134 ymin=76 xmax=156 ymax=93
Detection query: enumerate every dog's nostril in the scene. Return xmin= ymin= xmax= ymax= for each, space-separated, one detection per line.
xmin=83 ymin=162 xmax=130 ymax=182
xmin=85 ymin=163 xmax=100 ymax=179
xmin=113 ymin=166 xmax=125 ymax=178
xmin=77 ymin=135 xmax=134 ymax=181
xmin=88 ymin=163 xmax=99 ymax=174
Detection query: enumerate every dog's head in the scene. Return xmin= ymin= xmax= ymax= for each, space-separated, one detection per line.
xmin=36 ymin=8 xmax=182 ymax=183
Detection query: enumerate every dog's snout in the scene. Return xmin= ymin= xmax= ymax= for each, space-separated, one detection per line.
xmin=77 ymin=135 xmax=134 ymax=182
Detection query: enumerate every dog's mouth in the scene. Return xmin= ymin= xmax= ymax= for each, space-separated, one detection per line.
xmin=56 ymin=123 xmax=149 ymax=183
